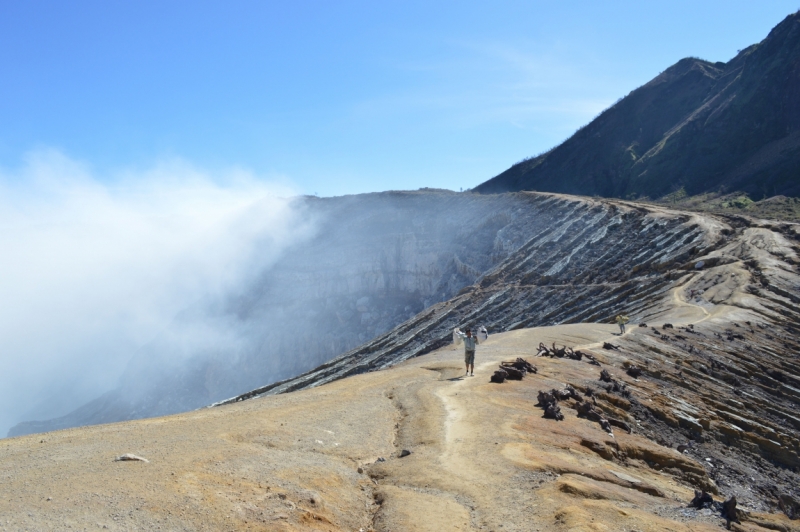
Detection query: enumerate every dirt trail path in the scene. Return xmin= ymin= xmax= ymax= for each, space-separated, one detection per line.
xmin=670 ymin=278 xmax=712 ymax=322
xmin=2 ymin=303 xmax=796 ymax=530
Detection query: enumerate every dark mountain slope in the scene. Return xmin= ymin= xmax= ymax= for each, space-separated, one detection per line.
xmin=475 ymin=12 xmax=800 ymax=200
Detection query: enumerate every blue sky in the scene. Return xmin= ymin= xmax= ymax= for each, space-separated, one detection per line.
xmin=1 ymin=1 xmax=798 ymax=196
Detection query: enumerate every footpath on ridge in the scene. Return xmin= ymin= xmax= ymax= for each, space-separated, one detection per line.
xmin=2 ymin=200 xmax=800 ymax=531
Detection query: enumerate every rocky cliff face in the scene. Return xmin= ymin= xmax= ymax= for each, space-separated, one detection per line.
xmin=10 ymin=189 xmax=800 ymax=521
xmin=220 ymin=192 xmax=721 ymax=398
xmin=12 ymin=187 xmax=800 ymax=483
xmin=217 ymin=193 xmax=800 ymax=518
xmin=8 ymin=190 xmax=536 ymax=436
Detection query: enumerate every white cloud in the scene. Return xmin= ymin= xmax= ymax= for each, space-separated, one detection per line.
xmin=0 ymin=150 xmax=315 ymax=435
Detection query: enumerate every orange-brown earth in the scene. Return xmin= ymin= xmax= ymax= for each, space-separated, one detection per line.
xmin=2 ymin=209 xmax=800 ymax=531
xmin=1 ymin=328 xmax=798 ymax=531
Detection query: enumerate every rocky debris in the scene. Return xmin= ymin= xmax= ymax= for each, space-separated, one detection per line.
xmin=398 ymin=450 xmax=412 ymax=458
xmin=778 ymin=494 xmax=799 ymax=520
xmin=544 ymin=403 xmax=564 ymax=421
xmin=602 ymin=342 xmax=620 ymax=350
xmin=114 ymin=454 xmax=149 ymax=463
xmin=690 ymin=490 xmax=714 ymax=509
xmin=536 ymin=342 xmax=550 ymax=356
xmin=491 ymin=358 xmax=536 ymax=383
xmin=537 ymin=390 xmax=557 ymax=407
xmin=639 ymin=323 xmax=648 ymax=327
xmin=721 ymin=496 xmax=740 ymax=529
xmin=605 ymin=381 xmax=630 ymax=398
xmin=501 ymin=366 xmax=524 ymax=380
xmin=576 ymin=401 xmax=612 ymax=434
xmin=553 ymin=386 xmax=583 ymax=402
xmin=663 ymin=323 xmax=674 ymax=329
xmin=598 ymin=370 xmax=631 ymax=398
xmin=575 ymin=401 xmax=601 ymax=419
xmin=537 ymin=390 xmax=565 ymax=421
xmin=608 ymin=418 xmax=632 ymax=433
xmin=583 ymin=352 xmax=602 ymax=366
xmin=490 ymin=369 xmax=508 ymax=383
xmin=549 ymin=343 xmax=568 ymax=357
xmin=626 ymin=365 xmax=642 ymax=378
xmin=500 ymin=358 xmax=537 ymax=374
xmin=575 ymin=400 xmax=631 ymax=434
xmin=538 ymin=343 xmax=599 ymax=365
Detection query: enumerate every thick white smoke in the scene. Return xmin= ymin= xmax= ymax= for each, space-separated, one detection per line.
xmin=0 ymin=150 xmax=316 ymax=436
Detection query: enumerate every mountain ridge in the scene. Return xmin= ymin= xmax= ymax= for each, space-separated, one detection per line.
xmin=475 ymin=11 xmax=800 ymax=200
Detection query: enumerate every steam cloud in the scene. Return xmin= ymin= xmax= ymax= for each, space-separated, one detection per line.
xmin=0 ymin=150 xmax=315 ymax=436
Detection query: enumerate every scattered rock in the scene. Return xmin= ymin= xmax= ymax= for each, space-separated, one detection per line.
xmin=544 ymin=403 xmax=564 ymax=421
xmin=553 ymin=386 xmax=583 ymax=402
xmin=537 ymin=390 xmax=564 ymax=421
xmin=357 ymin=467 xmax=364 ymax=474
xmin=565 ymin=347 xmax=583 ymax=361
xmin=778 ymin=493 xmax=799 ymax=520
xmin=626 ymin=365 xmax=642 ymax=378
xmin=600 ymin=369 xmax=613 ymax=382
xmin=583 ymin=352 xmax=602 ymax=366
xmin=575 ymin=400 xmax=628 ymax=434
xmin=721 ymin=496 xmax=740 ymax=529
xmin=690 ymin=490 xmax=714 ymax=509
xmin=376 ymin=457 xmax=386 ymax=462
xmin=490 ymin=369 xmax=508 ymax=383
xmin=399 ymin=449 xmax=411 ymax=458
xmin=502 ymin=366 xmax=524 ymax=380
xmin=537 ymin=390 xmax=557 ymax=407
xmin=492 ymin=357 xmax=536 ymax=382
xmin=551 ymin=343 xmax=567 ymax=357
xmin=606 ymin=418 xmax=631 ymax=433
xmin=500 ymin=357 xmax=537 ymax=374
xmin=639 ymin=323 xmax=648 ymax=327
xmin=663 ymin=323 xmax=674 ymax=329
xmin=114 ymin=454 xmax=149 ymax=463
xmin=536 ymin=342 xmax=551 ymax=356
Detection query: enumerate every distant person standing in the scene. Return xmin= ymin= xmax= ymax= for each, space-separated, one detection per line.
xmin=455 ymin=327 xmax=478 ymax=376
xmin=615 ymin=314 xmax=629 ymax=335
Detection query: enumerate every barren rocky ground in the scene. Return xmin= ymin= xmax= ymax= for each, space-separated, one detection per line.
xmin=2 ymin=196 xmax=799 ymax=531
xmin=2 ymin=323 xmax=797 ymax=531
